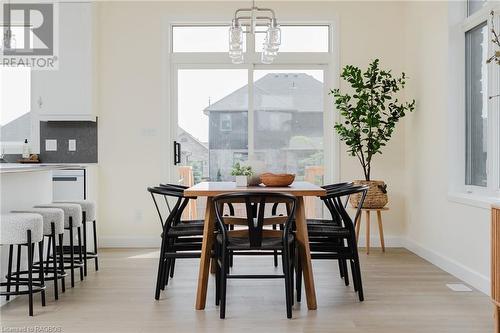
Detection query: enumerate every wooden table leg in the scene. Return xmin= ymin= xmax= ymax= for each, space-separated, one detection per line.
xmin=376 ymin=210 xmax=385 ymax=252
xmin=294 ymin=196 xmax=317 ymax=310
xmin=195 ymin=197 xmax=215 ymax=310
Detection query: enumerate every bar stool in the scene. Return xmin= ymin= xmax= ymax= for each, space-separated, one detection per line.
xmin=35 ymin=203 xmax=83 ymax=287
xmin=12 ymin=208 xmax=67 ymax=299
xmin=1 ymin=213 xmax=46 ymax=316
xmin=56 ymin=200 xmax=98 ymax=276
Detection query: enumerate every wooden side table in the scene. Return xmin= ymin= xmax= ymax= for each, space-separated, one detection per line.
xmin=355 ymin=207 xmax=388 ymax=255
xmin=492 ymin=204 xmax=500 ymax=333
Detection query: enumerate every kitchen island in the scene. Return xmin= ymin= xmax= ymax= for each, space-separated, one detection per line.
xmin=0 ymin=164 xmax=70 ymax=213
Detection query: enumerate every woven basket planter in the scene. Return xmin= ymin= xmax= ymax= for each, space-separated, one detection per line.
xmin=349 ymin=180 xmax=388 ymax=209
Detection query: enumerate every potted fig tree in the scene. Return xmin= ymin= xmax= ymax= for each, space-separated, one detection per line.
xmin=331 ymin=59 xmax=415 ymax=208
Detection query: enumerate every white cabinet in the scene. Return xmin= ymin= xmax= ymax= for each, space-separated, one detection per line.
xmin=32 ymin=2 xmax=95 ymax=121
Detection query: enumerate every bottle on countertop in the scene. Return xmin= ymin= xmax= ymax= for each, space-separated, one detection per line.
xmin=22 ymin=139 xmax=30 ymax=159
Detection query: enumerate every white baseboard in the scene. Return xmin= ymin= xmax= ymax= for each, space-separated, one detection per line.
xmin=356 ymin=235 xmax=405 ymax=248
xmin=403 ymin=238 xmax=490 ymax=295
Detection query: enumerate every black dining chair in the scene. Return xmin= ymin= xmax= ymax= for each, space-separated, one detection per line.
xmin=295 ymin=184 xmax=368 ymax=302
xmin=148 ymin=185 xmax=205 ymax=299
xmin=213 ymin=192 xmax=297 ymax=319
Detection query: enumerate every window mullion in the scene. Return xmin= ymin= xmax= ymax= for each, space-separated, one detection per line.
xmin=248 ymin=66 xmax=255 ymax=161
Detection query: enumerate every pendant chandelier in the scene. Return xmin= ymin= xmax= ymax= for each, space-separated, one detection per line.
xmin=229 ymin=1 xmax=281 ymax=64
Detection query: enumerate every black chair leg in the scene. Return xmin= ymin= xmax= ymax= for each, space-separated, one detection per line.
xmin=38 ymin=239 xmax=46 ymax=306
xmin=273 ymin=224 xmax=278 ymax=267
xmin=92 ymin=220 xmax=99 ymax=271
xmin=219 ymin=249 xmax=227 ymax=319
xmin=51 ymin=224 xmax=59 ymax=300
xmin=338 ymin=259 xmax=344 ymax=278
xmin=282 ymin=249 xmax=292 ymax=319
xmin=69 ymin=220 xmax=75 ymax=288
xmin=296 ymin=252 xmax=302 ymax=303
xmin=77 ymin=227 xmax=84 ymax=281
xmin=343 ymin=259 xmax=350 ymax=286
xmin=169 ymin=258 xmax=176 ymax=278
xmin=350 ymin=260 xmax=358 ymax=292
xmin=155 ymin=236 xmax=167 ymax=300
xmin=27 ymin=232 xmax=34 ymax=316
xmin=6 ymin=245 xmax=13 ymax=301
xmin=58 ymin=234 xmax=66 ymax=292
xmin=348 ymin=236 xmax=364 ymax=301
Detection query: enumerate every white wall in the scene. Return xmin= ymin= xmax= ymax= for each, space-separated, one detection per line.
xmin=94 ymin=0 xmax=494 ymax=294
xmin=403 ymin=1 xmax=491 ymax=294
xmin=96 ymin=1 xmax=408 ymax=247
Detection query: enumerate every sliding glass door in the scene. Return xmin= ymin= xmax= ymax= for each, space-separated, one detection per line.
xmin=173 ymin=66 xmax=326 ymax=218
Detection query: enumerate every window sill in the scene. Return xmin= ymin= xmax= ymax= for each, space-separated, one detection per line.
xmin=447 ymin=192 xmax=500 ymax=210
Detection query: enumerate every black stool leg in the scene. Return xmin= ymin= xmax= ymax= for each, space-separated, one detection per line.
xmin=92 ymin=220 xmax=99 ymax=271
xmin=51 ymin=223 xmax=59 ymax=300
xmin=58 ymin=233 xmax=66 ymax=292
xmin=69 ymin=219 xmax=75 ymax=288
xmin=82 ymin=212 xmax=88 ymax=276
xmin=38 ymin=239 xmax=46 ymax=306
xmin=15 ymin=245 xmax=21 ymax=294
xmin=6 ymin=245 xmax=13 ymax=301
xmin=77 ymin=227 xmax=84 ymax=281
xmin=27 ymin=231 xmax=34 ymax=316
xmin=46 ymin=236 xmax=52 ymax=264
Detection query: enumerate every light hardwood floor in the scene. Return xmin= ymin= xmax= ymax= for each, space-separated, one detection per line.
xmin=0 ymin=248 xmax=493 ymax=333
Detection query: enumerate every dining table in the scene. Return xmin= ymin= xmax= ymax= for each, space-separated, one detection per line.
xmin=184 ymin=181 xmax=327 ymax=311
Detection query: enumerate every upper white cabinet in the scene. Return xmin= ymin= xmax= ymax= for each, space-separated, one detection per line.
xmin=32 ymin=2 xmax=95 ymax=121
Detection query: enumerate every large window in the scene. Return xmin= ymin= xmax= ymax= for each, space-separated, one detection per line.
xmin=170 ymin=24 xmax=333 ymax=218
xmin=462 ymin=1 xmax=500 ymax=194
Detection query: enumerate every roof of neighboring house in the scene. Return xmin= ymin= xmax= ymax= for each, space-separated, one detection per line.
xmin=204 ymin=73 xmax=323 ymax=114
xmin=0 ymin=111 xmax=31 ymax=142
xmin=178 ymin=126 xmax=208 ymax=150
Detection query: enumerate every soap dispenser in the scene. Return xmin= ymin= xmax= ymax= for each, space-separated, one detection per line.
xmin=22 ymin=139 xmax=30 ymax=159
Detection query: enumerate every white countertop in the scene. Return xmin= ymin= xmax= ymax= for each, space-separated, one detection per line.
xmin=0 ymin=163 xmax=89 ymax=174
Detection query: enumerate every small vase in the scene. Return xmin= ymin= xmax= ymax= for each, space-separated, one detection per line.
xmin=235 ymin=175 xmax=248 ymax=187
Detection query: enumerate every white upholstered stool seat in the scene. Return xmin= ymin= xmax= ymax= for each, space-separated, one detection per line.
xmin=0 ymin=213 xmax=43 ymax=245
xmin=56 ymin=200 xmax=96 ymax=222
xmin=35 ymin=203 xmax=82 ymax=228
xmin=12 ymin=208 xmax=64 ymax=236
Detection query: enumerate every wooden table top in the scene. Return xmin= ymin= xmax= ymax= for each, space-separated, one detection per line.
xmin=184 ymin=181 xmax=326 ymax=197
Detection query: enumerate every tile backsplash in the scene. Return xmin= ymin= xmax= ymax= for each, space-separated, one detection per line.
xmin=39 ymin=120 xmax=98 ymax=163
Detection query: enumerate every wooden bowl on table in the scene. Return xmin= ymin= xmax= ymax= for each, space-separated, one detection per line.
xmin=260 ymin=173 xmax=295 ymax=187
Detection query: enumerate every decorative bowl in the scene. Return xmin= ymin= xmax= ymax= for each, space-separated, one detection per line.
xmin=260 ymin=173 xmax=295 ymax=187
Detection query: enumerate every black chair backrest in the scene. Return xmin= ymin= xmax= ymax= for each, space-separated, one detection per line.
xmin=213 ymin=192 xmax=297 ymax=248
xmin=147 ymin=185 xmax=188 ymax=230
xmin=322 ymin=185 xmax=368 ymax=230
